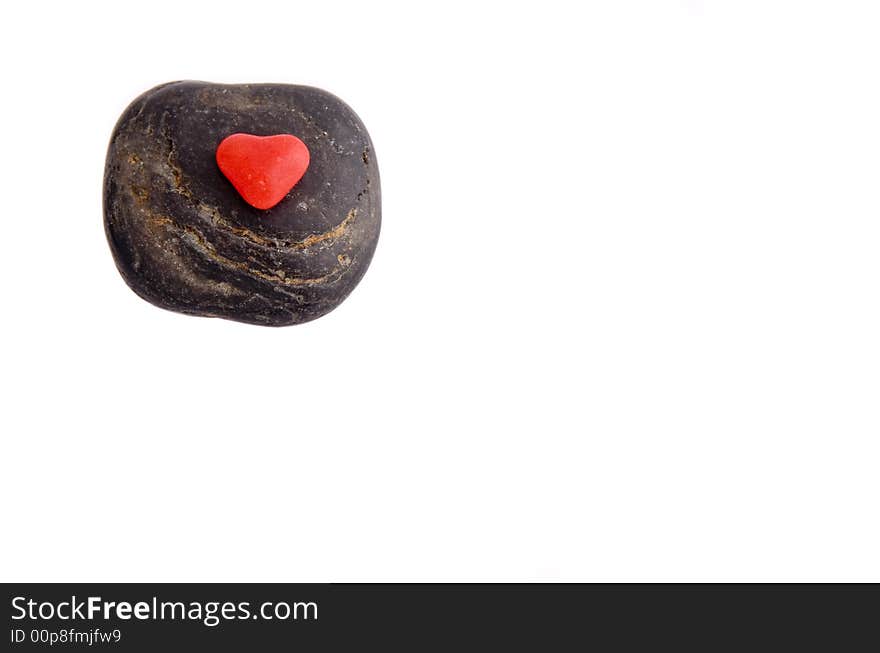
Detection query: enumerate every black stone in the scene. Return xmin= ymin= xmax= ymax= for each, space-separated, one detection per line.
xmin=104 ymin=81 xmax=380 ymax=326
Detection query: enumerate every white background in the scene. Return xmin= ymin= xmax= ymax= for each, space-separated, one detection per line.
xmin=1 ymin=0 xmax=879 ymax=582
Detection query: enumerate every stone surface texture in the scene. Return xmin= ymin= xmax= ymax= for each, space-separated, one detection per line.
xmin=104 ymin=81 xmax=380 ymax=326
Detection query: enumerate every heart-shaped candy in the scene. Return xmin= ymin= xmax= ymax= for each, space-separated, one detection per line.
xmin=216 ymin=133 xmax=310 ymax=210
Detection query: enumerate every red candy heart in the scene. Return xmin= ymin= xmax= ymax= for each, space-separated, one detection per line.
xmin=215 ymin=133 xmax=310 ymax=210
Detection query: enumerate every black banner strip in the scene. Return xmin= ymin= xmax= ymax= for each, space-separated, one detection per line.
xmin=4 ymin=584 xmax=879 ymax=650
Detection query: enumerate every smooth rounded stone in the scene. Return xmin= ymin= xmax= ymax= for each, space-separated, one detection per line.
xmin=104 ymin=80 xmax=380 ymax=326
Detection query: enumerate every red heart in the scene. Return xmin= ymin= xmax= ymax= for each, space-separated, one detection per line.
xmin=216 ymin=133 xmax=310 ymax=210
